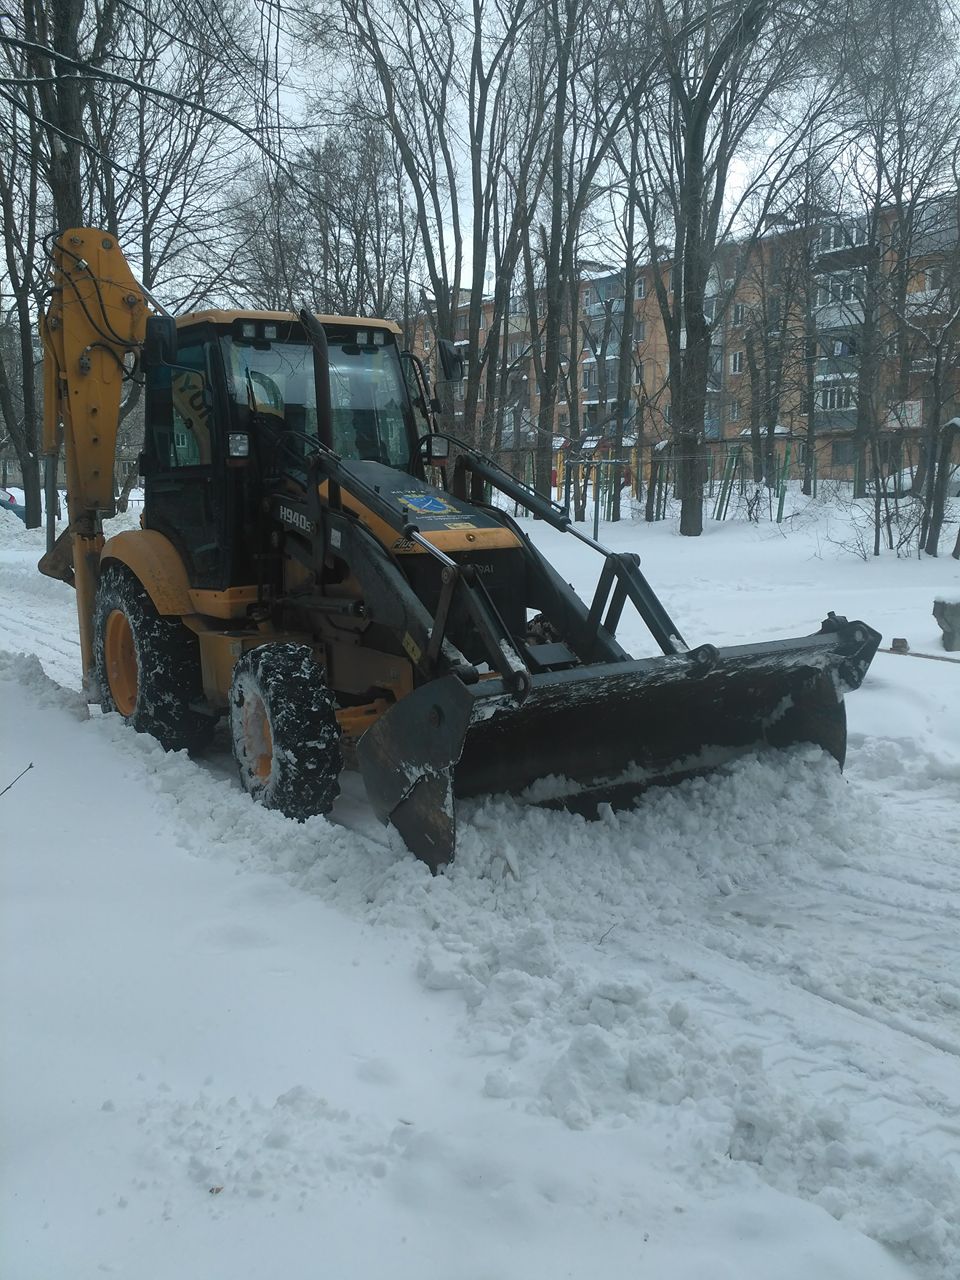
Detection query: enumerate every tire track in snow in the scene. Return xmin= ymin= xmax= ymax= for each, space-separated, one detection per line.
xmin=0 ymin=612 xmax=81 ymax=686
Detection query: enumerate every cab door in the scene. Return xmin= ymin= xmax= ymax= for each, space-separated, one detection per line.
xmin=143 ymin=336 xmax=228 ymax=589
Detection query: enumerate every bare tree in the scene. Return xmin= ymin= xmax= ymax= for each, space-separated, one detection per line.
xmin=628 ymin=0 xmax=843 ymax=535
xmin=0 ymin=0 xmax=261 ymax=523
xmin=231 ymin=121 xmax=419 ymax=324
xmin=825 ymin=0 xmax=960 ymax=551
xmin=313 ymin=0 xmax=556 ymax=445
xmin=524 ymin=0 xmax=664 ymax=498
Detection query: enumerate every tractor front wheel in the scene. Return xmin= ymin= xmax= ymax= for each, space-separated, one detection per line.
xmin=229 ymin=643 xmax=342 ymax=820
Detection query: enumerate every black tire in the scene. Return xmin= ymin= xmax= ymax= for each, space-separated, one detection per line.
xmin=93 ymin=561 xmax=215 ymax=753
xmin=229 ymin=643 xmax=342 ymax=819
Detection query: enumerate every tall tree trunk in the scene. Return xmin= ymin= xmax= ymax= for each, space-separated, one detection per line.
xmin=533 ymin=0 xmax=572 ymax=499
xmin=31 ymin=0 xmax=86 ymax=227
xmin=923 ymin=417 xmax=958 ymax=556
xmin=802 ymin=297 xmax=817 ymax=496
xmin=612 ymin=181 xmax=639 ymax=521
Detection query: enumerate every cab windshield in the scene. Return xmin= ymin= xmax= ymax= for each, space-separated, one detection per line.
xmin=223 ymin=330 xmax=414 ymax=470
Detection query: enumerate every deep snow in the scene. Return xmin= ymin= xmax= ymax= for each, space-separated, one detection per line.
xmin=1 ymin=490 xmax=959 ymax=1280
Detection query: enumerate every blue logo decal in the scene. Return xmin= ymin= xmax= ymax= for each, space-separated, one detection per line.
xmin=399 ymin=492 xmax=458 ymax=516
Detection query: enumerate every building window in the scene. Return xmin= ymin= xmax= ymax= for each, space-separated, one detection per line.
xmin=636 ymin=277 xmax=647 ymax=299
xmin=733 ymin=302 xmax=746 ymax=326
xmin=831 ymin=439 xmax=857 ymax=465
xmin=820 ymin=223 xmax=865 ymax=251
xmin=820 ymin=337 xmax=856 ymax=361
xmin=582 ymin=366 xmax=597 ymax=390
xmin=821 ymin=385 xmax=856 ymax=411
xmin=479 ymin=311 xmax=487 ymax=330
xmin=730 ymin=351 xmax=745 ymax=374
xmin=816 ymin=274 xmax=859 ymax=308
xmin=635 ymin=320 xmax=646 ymax=343
xmin=728 ymin=400 xmax=741 ymax=422
xmin=509 ymin=340 xmax=524 ymax=361
xmin=633 ymin=360 xmax=644 ymax=386
xmin=926 ymin=265 xmax=945 ymax=292
xmin=582 ymin=287 xmax=595 ymax=308
xmin=669 ymin=266 xmax=680 ymax=293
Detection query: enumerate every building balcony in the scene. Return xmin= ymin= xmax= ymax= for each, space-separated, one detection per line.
xmin=814 ymin=408 xmax=858 ymax=433
xmin=815 ymin=355 xmax=858 ymax=380
xmin=815 ymin=300 xmax=864 ymax=329
xmin=584 ymin=298 xmax=625 ymax=317
xmin=905 ymin=288 xmax=947 ymax=317
xmin=812 ymin=242 xmax=875 ymax=271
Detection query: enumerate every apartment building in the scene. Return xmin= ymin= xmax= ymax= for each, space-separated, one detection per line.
xmin=435 ymin=194 xmax=960 ymax=490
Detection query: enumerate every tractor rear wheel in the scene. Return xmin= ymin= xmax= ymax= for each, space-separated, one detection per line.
xmin=93 ymin=562 xmax=215 ymax=752
xmin=229 ymin=643 xmax=342 ymax=820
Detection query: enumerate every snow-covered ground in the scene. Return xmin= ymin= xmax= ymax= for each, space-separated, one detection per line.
xmin=2 ymin=491 xmax=959 ymax=1280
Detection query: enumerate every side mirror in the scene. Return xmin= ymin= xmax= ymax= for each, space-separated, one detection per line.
xmin=143 ymin=314 xmax=177 ymax=368
xmin=437 ymin=337 xmax=465 ymax=383
xmin=400 ymin=350 xmax=431 ymax=421
xmin=420 ymin=434 xmax=450 ymax=465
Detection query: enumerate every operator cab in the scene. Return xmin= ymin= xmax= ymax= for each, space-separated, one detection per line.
xmin=222 ymin=317 xmax=416 ymax=470
xmin=142 ymin=312 xmax=420 ymax=590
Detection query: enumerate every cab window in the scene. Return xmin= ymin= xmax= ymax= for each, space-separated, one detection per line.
xmin=147 ymin=344 xmax=213 ymax=468
xmin=328 ymin=340 xmax=412 ymax=468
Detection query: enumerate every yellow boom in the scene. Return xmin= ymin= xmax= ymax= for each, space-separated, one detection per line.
xmin=39 ymin=229 xmax=149 ymax=688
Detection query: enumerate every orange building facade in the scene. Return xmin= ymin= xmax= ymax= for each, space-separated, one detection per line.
xmin=427 ymin=198 xmax=960 ymax=501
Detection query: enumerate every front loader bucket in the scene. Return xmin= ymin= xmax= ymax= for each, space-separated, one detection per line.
xmin=357 ymin=618 xmax=880 ymax=871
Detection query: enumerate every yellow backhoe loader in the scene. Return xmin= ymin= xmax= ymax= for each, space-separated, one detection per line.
xmin=39 ymin=228 xmax=881 ymax=870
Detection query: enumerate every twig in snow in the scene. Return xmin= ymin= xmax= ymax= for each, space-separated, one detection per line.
xmin=0 ymin=762 xmax=34 ymax=798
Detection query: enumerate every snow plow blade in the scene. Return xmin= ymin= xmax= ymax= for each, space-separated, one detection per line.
xmin=357 ymin=616 xmax=881 ymax=871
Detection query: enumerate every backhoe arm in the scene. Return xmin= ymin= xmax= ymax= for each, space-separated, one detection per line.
xmin=39 ymin=229 xmax=149 ymax=689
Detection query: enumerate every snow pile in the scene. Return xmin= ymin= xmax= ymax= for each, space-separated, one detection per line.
xmin=15 ymin=697 xmax=956 ymax=1277
xmin=138 ymin=1083 xmax=398 ymax=1205
xmin=0 ymin=650 xmax=88 ymax=719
